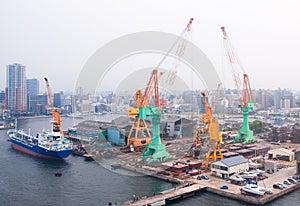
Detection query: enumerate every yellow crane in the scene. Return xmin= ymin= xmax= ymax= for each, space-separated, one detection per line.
xmin=127 ymin=89 xmax=152 ymax=151
xmin=185 ymin=125 xmax=202 ymax=158
xmin=44 ymin=77 xmax=63 ymax=134
xmin=201 ymin=83 xmax=222 ymax=134
xmin=187 ymin=83 xmax=222 ymax=158
xmin=205 ymin=117 xmax=223 ymax=170
xmin=201 ymin=92 xmax=213 ymax=135
xmin=200 ymin=84 xmax=224 ymax=169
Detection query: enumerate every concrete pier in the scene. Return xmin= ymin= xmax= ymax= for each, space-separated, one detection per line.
xmin=206 ymin=183 xmax=300 ymax=205
xmin=123 ymin=184 xmax=206 ymax=206
xmin=122 ymin=166 xmax=300 ymax=206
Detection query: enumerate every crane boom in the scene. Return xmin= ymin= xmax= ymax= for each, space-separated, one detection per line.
xmin=221 ymin=27 xmax=256 ymax=144
xmin=221 ymin=26 xmax=243 ymax=90
xmin=44 ymin=77 xmax=54 ymax=108
xmin=44 ymin=77 xmax=63 ymax=134
xmin=212 ymin=83 xmax=222 ymax=112
xmin=242 ymin=74 xmax=254 ymax=108
xmin=201 ymin=92 xmax=212 ymax=134
xmin=201 ymin=83 xmax=221 ymax=134
xmin=166 ymin=18 xmax=193 ymax=86
xmin=141 ymin=69 xmax=161 ymax=109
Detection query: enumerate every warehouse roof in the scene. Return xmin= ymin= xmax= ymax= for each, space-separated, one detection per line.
xmin=219 ymin=155 xmax=249 ymax=167
xmin=268 ymin=148 xmax=294 ymax=155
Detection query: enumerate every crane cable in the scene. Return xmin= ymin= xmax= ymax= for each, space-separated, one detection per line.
xmin=155 ymin=18 xmax=193 ymax=70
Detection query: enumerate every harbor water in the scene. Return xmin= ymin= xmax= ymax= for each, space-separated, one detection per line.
xmin=0 ymin=117 xmax=299 ymax=206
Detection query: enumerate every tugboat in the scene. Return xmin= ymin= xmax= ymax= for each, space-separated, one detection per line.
xmin=83 ymin=153 xmax=94 ymax=161
xmin=55 ymin=171 xmax=63 ymax=177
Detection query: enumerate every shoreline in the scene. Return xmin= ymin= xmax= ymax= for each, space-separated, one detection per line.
xmin=118 ymin=164 xmax=300 ymax=206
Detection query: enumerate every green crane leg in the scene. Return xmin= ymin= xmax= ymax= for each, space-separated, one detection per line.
xmin=140 ymin=107 xmax=173 ymax=164
xmin=234 ymin=105 xmax=257 ymax=144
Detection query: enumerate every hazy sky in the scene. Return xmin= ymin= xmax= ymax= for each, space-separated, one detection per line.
xmin=1 ymin=0 xmax=299 ymax=93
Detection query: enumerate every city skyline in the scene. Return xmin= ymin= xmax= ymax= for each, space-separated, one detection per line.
xmin=0 ymin=62 xmax=299 ymax=117
xmin=1 ymin=0 xmax=300 ymax=93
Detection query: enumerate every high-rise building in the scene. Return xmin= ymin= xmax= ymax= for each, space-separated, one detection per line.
xmin=6 ymin=63 xmax=27 ymax=113
xmin=256 ymin=89 xmax=274 ymax=109
xmin=54 ymin=92 xmax=62 ymax=108
xmin=27 ymin=78 xmax=39 ymax=96
xmin=281 ymin=97 xmax=290 ymax=109
xmin=27 ymin=94 xmax=48 ymax=115
xmin=274 ymin=88 xmax=294 ymax=109
xmin=0 ymin=91 xmax=5 ymax=104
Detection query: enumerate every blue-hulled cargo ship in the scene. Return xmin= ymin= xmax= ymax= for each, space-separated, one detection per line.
xmin=9 ymin=122 xmax=73 ymax=160
xmin=9 ymin=77 xmax=73 ymax=159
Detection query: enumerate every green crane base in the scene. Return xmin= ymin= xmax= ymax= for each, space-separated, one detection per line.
xmin=234 ymin=129 xmax=257 ymax=144
xmin=142 ymin=143 xmax=173 ymax=164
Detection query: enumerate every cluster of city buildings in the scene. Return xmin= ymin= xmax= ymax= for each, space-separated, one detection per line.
xmin=0 ymin=63 xmax=74 ymax=118
xmin=0 ymin=63 xmax=300 ymax=120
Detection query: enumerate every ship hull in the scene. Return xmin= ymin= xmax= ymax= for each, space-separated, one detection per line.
xmin=11 ymin=138 xmax=73 ymax=160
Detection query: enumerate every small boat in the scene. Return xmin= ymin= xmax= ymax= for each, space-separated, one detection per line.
xmin=83 ymin=153 xmax=94 ymax=161
xmin=111 ymin=164 xmax=122 ymax=170
xmin=257 ymin=185 xmax=272 ymax=194
xmin=72 ymin=145 xmax=87 ymax=156
xmin=189 ymin=169 xmax=201 ymax=176
xmin=241 ymin=172 xmax=257 ymax=179
xmin=240 ymin=184 xmax=265 ymax=196
xmin=55 ymin=172 xmax=63 ymax=177
xmin=7 ymin=129 xmax=16 ymax=138
xmin=173 ymin=171 xmax=183 ymax=177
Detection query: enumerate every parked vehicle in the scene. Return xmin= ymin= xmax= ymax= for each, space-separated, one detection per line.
xmin=277 ymin=183 xmax=287 ymax=189
xmin=283 ymin=180 xmax=291 ymax=185
xmin=294 ymin=175 xmax=300 ymax=180
xmin=200 ymin=175 xmax=209 ymax=180
xmin=273 ymin=183 xmax=284 ymax=190
xmin=220 ymin=185 xmax=229 ymax=190
xmin=246 ymin=179 xmax=257 ymax=185
xmin=287 ymin=178 xmax=297 ymax=184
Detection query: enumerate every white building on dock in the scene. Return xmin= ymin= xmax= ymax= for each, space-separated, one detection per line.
xmin=211 ymin=155 xmax=249 ymax=179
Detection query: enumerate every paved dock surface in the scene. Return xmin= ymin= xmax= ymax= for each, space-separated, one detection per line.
xmin=123 ymin=184 xmax=206 ymax=206
xmin=123 ymin=166 xmax=300 ymax=206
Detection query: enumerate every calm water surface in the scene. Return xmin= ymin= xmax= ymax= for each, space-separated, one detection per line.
xmin=0 ymin=117 xmax=299 ymax=206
